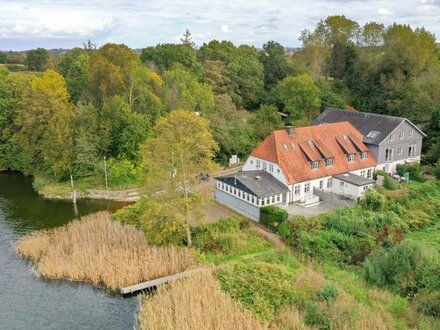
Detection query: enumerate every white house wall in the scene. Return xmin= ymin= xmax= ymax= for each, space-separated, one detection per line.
xmin=375 ymin=156 xmax=421 ymax=174
xmin=242 ymin=156 xmax=288 ymax=186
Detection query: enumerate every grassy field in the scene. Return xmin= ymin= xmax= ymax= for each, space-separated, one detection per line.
xmin=407 ymin=222 xmax=440 ymax=250
xmin=32 ymin=173 xmax=141 ymax=199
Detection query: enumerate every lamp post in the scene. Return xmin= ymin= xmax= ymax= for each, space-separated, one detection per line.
xmin=104 ymin=156 xmax=108 ymax=190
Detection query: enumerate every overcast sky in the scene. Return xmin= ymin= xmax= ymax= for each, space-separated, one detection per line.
xmin=1 ymin=0 xmax=439 ymax=51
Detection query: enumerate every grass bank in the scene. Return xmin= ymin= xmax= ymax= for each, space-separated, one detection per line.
xmin=15 ymin=211 xmax=196 ymax=291
xmin=32 ymin=173 xmax=141 ymax=201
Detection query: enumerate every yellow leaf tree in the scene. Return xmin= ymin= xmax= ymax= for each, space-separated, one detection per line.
xmin=141 ymin=110 xmax=218 ymax=245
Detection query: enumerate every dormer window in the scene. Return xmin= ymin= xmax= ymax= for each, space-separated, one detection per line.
xmin=311 ymin=161 xmax=319 ymax=170
xmin=360 ymin=152 xmax=367 ymax=160
xmin=348 ymin=154 xmax=355 ymax=162
xmin=325 ymin=159 xmax=333 ymax=167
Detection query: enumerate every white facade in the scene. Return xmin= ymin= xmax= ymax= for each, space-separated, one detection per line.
xmin=375 ymin=155 xmax=421 ymax=174
xmin=242 ymin=156 xmax=288 ymax=185
xmin=331 ymin=178 xmax=373 ymax=199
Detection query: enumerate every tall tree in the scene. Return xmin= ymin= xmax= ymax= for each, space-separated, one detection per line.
xmin=259 ymin=41 xmax=291 ymax=88
xmin=279 ymin=74 xmax=322 ymax=120
xmin=250 ymin=104 xmax=284 ymax=140
xmin=15 ymin=70 xmax=73 ymax=176
xmin=0 ymin=51 xmax=6 ymax=64
xmin=26 ymin=48 xmax=49 ymax=71
xmin=141 ymin=110 xmax=218 ymax=245
xmin=58 ymin=48 xmax=89 ymax=104
xmin=180 ymin=29 xmax=196 ymax=48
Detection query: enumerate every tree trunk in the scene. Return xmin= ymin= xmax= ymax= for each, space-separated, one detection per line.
xmin=186 ymin=226 xmax=192 ymax=247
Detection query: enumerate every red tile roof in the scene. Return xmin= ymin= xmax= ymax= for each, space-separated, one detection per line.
xmin=250 ymin=122 xmax=377 ymax=184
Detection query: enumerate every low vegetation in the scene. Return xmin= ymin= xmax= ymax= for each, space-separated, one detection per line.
xmin=15 ymin=211 xmax=196 ymax=291
xmin=138 ymin=271 xmax=267 ymax=330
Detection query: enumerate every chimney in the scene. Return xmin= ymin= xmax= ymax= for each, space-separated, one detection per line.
xmin=234 ymin=175 xmax=237 ymax=185
xmin=286 ymin=126 xmax=295 ymax=136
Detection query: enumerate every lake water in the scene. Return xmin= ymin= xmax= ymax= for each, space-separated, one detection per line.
xmin=0 ymin=172 xmax=137 ymax=330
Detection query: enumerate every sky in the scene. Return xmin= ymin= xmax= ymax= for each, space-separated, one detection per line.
xmin=0 ymin=0 xmax=440 ymax=51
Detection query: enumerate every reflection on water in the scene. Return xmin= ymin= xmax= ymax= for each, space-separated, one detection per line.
xmin=0 ymin=172 xmax=136 ymax=330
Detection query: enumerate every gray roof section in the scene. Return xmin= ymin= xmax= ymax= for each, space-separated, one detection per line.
xmin=215 ymin=171 xmax=289 ymax=199
xmin=334 ymin=173 xmax=375 ymax=186
xmin=313 ymin=108 xmax=418 ymax=145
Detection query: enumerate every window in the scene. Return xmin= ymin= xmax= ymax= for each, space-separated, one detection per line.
xmin=311 ymin=161 xmax=319 ymax=170
xmin=409 ymin=144 xmax=416 ymax=157
xmin=319 ymin=180 xmax=324 ymax=189
xmin=252 ymin=196 xmax=255 ymax=204
xmin=340 ymin=181 xmax=344 ymax=187
xmin=367 ymin=169 xmax=372 ymax=178
xmin=276 ymin=195 xmax=280 ymax=202
xmin=399 ymin=131 xmax=404 ymax=140
xmin=246 ymin=194 xmax=250 ymax=201
xmin=397 ymin=147 xmax=402 ymax=156
xmin=360 ymin=152 xmax=367 ymax=160
xmin=256 ymin=160 xmax=261 ymax=168
xmin=277 ymin=168 xmax=280 ymax=173
xmin=283 ymin=144 xmax=288 ymax=150
xmin=290 ymin=143 xmax=296 ymax=149
xmin=390 ymin=133 xmax=395 ymax=142
xmin=385 ymin=148 xmax=393 ymax=161
xmin=325 ymin=159 xmax=333 ymax=167
xmin=263 ymin=162 xmax=267 ymax=170
xmin=238 ymin=191 xmax=241 ymax=198
xmin=271 ymin=196 xmax=275 ymax=203
xmin=304 ymin=183 xmax=311 ymax=194
xmin=269 ymin=164 xmax=274 ymax=172
xmin=327 ymin=178 xmax=333 ymax=188
xmin=294 ymin=185 xmax=301 ymax=196
xmin=360 ymin=170 xmax=366 ymax=177
xmin=408 ymin=129 xmax=414 ymax=138
xmin=261 ymin=199 xmax=265 ymax=206
xmin=348 ymin=154 xmax=355 ymax=162
xmin=342 ymin=134 xmax=348 ymax=140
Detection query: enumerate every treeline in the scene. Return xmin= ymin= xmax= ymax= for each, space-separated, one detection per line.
xmin=1 ymin=15 xmax=440 ymax=183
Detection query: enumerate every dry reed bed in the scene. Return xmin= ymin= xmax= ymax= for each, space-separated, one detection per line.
xmin=139 ymin=271 xmax=268 ymax=330
xmin=15 ymin=211 xmax=196 ymax=291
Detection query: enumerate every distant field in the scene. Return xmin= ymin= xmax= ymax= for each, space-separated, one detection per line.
xmin=407 ymin=223 xmax=440 ymax=250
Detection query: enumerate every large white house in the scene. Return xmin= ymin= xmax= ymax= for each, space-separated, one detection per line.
xmin=215 ymin=122 xmax=376 ymax=221
xmin=313 ymin=109 xmax=426 ymax=174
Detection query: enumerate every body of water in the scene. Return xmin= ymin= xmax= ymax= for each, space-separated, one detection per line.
xmin=0 ymin=172 xmax=137 ymax=330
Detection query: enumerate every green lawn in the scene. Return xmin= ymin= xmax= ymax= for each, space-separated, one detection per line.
xmin=407 ymin=222 xmax=440 ymax=250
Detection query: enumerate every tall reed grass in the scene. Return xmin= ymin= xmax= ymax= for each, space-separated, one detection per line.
xmin=138 ymin=271 xmax=268 ymax=330
xmin=16 ymin=211 xmax=196 ymax=291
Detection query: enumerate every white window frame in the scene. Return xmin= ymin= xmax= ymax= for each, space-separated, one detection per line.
xmin=367 ymin=169 xmax=372 ymax=178
xmin=360 ymin=170 xmax=366 ymax=177
xmin=360 ymin=152 xmax=367 ymax=160
xmin=269 ymin=164 xmax=274 ymax=172
xmin=319 ymin=180 xmax=324 ymax=189
xmin=327 ymin=178 xmax=333 ymax=188
xmin=325 ymin=159 xmax=333 ymax=167
xmin=294 ymin=185 xmax=301 ymax=196
xmin=408 ymin=129 xmax=414 ymax=138
xmin=263 ymin=162 xmax=267 ymax=171
xmin=397 ymin=147 xmax=402 ymax=156
xmin=399 ymin=131 xmax=404 ymax=140
xmin=256 ymin=160 xmax=261 ymax=168
xmin=408 ymin=144 xmax=416 ymax=157
xmin=311 ymin=161 xmax=319 ymax=170
xmin=348 ymin=154 xmax=355 ymax=162
xmin=390 ymin=133 xmax=395 ymax=142
xmin=304 ymin=183 xmax=311 ymax=194
xmin=385 ymin=148 xmax=393 ymax=161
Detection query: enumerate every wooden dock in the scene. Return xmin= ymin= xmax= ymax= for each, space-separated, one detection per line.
xmin=120 ymin=268 xmax=206 ymax=295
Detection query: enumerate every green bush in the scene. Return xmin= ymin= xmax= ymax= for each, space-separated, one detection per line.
xmin=113 ymin=199 xmax=187 ymax=245
xmin=416 ymin=292 xmax=440 ymax=317
xmin=304 ymin=301 xmax=330 ymax=330
xmin=396 ymin=163 xmax=423 ymax=181
xmin=107 ymin=158 xmax=140 ymax=187
xmin=361 ymin=190 xmax=387 ymax=212
xmin=383 ymin=174 xmax=399 ymax=190
xmin=277 ymin=222 xmax=291 ymax=238
xmin=318 ymin=283 xmax=338 ymax=302
xmin=260 ymin=205 xmax=288 ymax=231
xmin=191 ymin=217 xmax=245 ymax=254
xmin=215 ymin=262 xmax=295 ymax=322
xmin=362 ymin=240 xmax=440 ymax=296
xmin=434 ymin=160 xmax=440 ymax=180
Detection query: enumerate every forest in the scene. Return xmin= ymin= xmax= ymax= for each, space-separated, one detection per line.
xmin=1 ymin=15 xmax=440 ymax=189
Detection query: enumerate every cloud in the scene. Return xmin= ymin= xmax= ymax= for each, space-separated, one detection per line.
xmin=0 ymin=0 xmax=440 ymax=50
xmin=377 ymin=8 xmax=392 ymax=16
xmin=220 ymin=24 xmax=231 ymax=33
